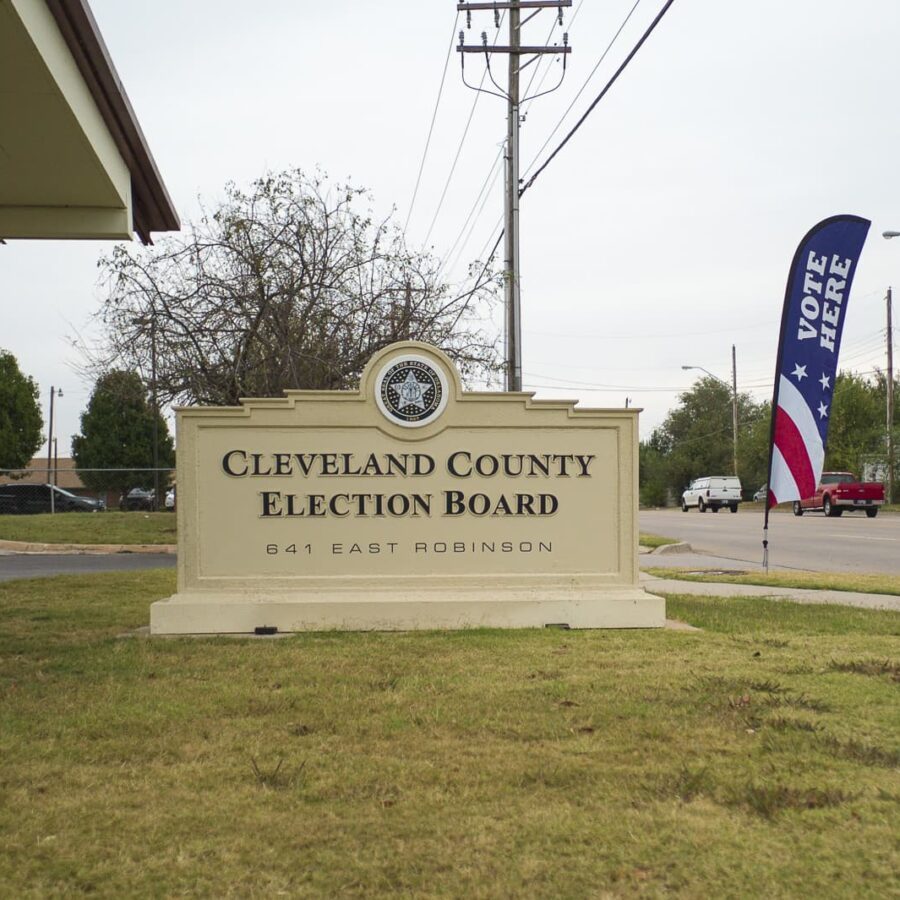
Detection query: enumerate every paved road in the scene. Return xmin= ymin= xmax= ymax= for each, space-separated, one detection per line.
xmin=640 ymin=508 xmax=900 ymax=575
xmin=2 ymin=508 xmax=899 ymax=581
xmin=0 ymin=552 xmax=175 ymax=582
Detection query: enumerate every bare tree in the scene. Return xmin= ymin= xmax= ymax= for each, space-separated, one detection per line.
xmin=90 ymin=170 xmax=501 ymax=405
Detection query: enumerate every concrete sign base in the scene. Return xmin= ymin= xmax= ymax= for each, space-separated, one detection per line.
xmin=151 ymin=586 xmax=664 ymax=634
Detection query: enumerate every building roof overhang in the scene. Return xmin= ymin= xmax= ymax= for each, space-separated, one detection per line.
xmin=0 ymin=0 xmax=179 ymax=243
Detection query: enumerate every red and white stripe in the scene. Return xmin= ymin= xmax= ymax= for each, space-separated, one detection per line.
xmin=768 ymin=375 xmax=824 ymax=506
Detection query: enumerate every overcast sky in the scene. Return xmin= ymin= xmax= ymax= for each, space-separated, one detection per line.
xmin=4 ymin=0 xmax=900 ymax=458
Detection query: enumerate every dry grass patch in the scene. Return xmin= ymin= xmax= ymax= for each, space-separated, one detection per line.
xmin=828 ymin=658 xmax=900 ymax=681
xmin=0 ymin=576 xmax=898 ymax=897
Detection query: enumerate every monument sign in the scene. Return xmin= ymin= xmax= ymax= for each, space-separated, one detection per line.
xmin=150 ymin=342 xmax=664 ymax=633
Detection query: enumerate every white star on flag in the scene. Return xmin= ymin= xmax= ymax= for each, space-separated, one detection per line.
xmin=817 ymin=401 xmax=828 ymax=419
xmin=791 ymin=364 xmax=807 ymax=381
xmin=819 ymin=373 xmax=831 ymax=390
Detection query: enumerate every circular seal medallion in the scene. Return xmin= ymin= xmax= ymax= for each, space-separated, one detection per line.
xmin=375 ymin=354 xmax=448 ymax=428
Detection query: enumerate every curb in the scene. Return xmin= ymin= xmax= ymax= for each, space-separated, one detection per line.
xmin=0 ymin=539 xmax=176 ymax=555
xmin=651 ymin=541 xmax=693 ymax=555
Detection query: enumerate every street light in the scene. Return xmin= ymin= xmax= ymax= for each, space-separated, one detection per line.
xmin=682 ymin=344 xmax=739 ymax=479
xmin=131 ymin=313 xmax=158 ymax=511
xmin=46 ymin=386 xmax=63 ymax=514
xmin=879 ymin=233 xmax=896 ymax=503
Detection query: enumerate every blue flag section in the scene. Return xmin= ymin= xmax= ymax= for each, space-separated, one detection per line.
xmin=763 ymin=215 xmax=871 ymax=549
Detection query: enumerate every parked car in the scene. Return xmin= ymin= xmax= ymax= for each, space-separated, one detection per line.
xmin=792 ymin=472 xmax=885 ymax=518
xmin=682 ymin=476 xmax=742 ymax=513
xmin=0 ymin=483 xmax=105 ymax=514
xmin=119 ymin=487 xmax=156 ymax=511
xmin=753 ymin=484 xmax=768 ymax=502
xmin=165 ymin=486 xmax=176 ymax=511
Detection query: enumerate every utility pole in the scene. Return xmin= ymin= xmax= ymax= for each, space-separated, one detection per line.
xmin=457 ymin=1 xmax=571 ymax=391
xmin=132 ymin=313 xmax=159 ymax=511
xmin=731 ymin=344 xmax=739 ymax=480
xmin=887 ymin=287 xmax=895 ymax=504
xmin=150 ymin=313 xmax=159 ymax=512
xmin=404 ymin=280 xmax=413 ymax=340
xmin=506 ymin=1 xmax=522 ymax=391
xmin=681 ymin=358 xmax=739 ymax=478
xmin=46 ymin=386 xmax=62 ymax=514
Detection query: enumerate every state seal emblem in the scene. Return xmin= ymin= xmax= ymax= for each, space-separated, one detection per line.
xmin=375 ymin=354 xmax=448 ymax=428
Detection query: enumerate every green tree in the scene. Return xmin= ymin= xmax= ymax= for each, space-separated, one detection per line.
xmin=638 ymin=440 xmax=669 ymax=508
xmin=0 ymin=349 xmax=43 ymax=472
xmin=870 ymin=369 xmax=900 ymax=502
xmin=72 ymin=370 xmax=174 ymax=495
xmin=825 ymin=372 xmax=884 ymax=474
xmin=645 ymin=378 xmax=766 ymax=503
xmin=737 ymin=402 xmax=772 ymax=494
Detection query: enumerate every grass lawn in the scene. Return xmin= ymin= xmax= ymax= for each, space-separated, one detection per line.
xmin=0 ymin=512 xmax=176 ymax=545
xmin=638 ymin=532 xmax=680 ymax=549
xmin=1 ymin=572 xmax=898 ymax=897
xmin=645 ymin=566 xmax=900 ymax=598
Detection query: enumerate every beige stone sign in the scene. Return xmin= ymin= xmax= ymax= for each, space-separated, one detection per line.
xmin=150 ymin=342 xmax=664 ymax=633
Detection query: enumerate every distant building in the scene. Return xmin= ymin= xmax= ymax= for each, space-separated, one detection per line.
xmin=0 ymin=457 xmax=109 ymax=505
xmin=862 ymin=457 xmax=888 ymax=485
xmin=0 ymin=457 xmax=176 ymax=510
xmin=0 ymin=456 xmax=80 ymax=490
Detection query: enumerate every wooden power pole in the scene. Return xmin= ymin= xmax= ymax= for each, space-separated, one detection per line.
xmin=887 ymin=286 xmax=895 ymax=503
xmin=457 ymin=1 xmax=571 ymax=391
xmin=731 ymin=343 xmax=739 ymax=479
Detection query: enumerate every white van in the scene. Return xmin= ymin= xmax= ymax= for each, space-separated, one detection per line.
xmin=682 ymin=476 xmax=742 ymax=513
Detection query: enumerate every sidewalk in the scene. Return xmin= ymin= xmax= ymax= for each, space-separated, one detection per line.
xmin=0 ymin=539 xmax=175 ymax=555
xmin=640 ymin=545 xmax=900 ymax=612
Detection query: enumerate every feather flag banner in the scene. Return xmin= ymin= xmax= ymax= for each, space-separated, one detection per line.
xmin=763 ymin=215 xmax=870 ymax=563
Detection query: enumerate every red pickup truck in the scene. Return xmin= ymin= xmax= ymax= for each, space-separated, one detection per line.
xmin=792 ymin=472 xmax=885 ymax=518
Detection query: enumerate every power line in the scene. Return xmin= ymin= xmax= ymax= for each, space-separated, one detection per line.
xmin=525 ymin=372 xmax=695 ymax=391
xmin=457 ymin=2 xmax=573 ymax=391
xmin=524 ymin=383 xmax=690 ymax=393
xmin=403 ymin=14 xmax=460 ymax=234
xmin=528 ymin=358 xmax=711 ymax=373
xmin=521 ymin=0 xmax=584 ymax=104
xmin=448 ymin=162 xmax=505 ymax=278
xmin=522 ymin=0 xmax=642 ymax=179
xmin=442 ymin=214 xmax=505 ymax=337
xmin=841 ymin=325 xmax=886 ymax=350
xmin=664 ymin=425 xmax=733 ymax=448
xmin=446 ymin=229 xmax=505 ymax=332
xmin=437 ymin=142 xmax=504 ymax=279
xmin=521 ymin=0 xmax=677 ymax=196
xmin=840 ymin=334 xmax=888 ymax=364
xmin=423 ymin=12 xmax=506 ymax=248
xmin=438 ymin=2 xmax=581 ymax=279
xmin=523 ymin=320 xmax=771 ymax=340
xmin=467 ymin=213 xmax=505 ymax=276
